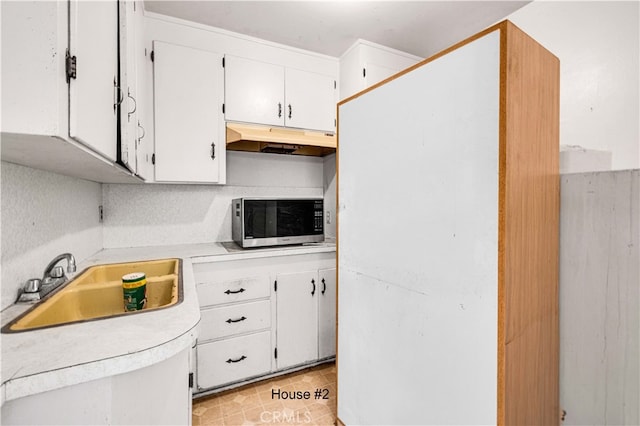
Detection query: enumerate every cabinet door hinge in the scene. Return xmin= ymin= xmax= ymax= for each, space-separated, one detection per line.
xmin=334 ymin=80 xmax=336 ymax=89
xmin=274 ymin=280 xmax=277 ymax=292
xmin=334 ymin=119 xmax=337 ymax=127
xmin=150 ymin=50 xmax=155 ymax=62
xmin=363 ymin=68 xmax=366 ymax=78
xmin=65 ymin=49 xmax=77 ymax=83
xmin=222 ymin=57 xmax=225 ymax=68
xmin=274 ymin=347 xmax=278 ymax=359
xmin=151 ymin=153 xmax=156 ymax=165
xmin=188 ymin=372 xmax=194 ymax=388
xmin=222 ymin=103 xmax=225 ymax=114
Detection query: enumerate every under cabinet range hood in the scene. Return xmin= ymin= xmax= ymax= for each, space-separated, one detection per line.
xmin=226 ymin=123 xmax=336 ymax=157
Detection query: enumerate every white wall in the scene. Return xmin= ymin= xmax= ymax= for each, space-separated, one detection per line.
xmin=559 ymin=170 xmax=639 ymax=425
xmin=0 ymin=161 xmax=103 ymax=310
xmin=102 ymin=152 xmax=324 ymax=248
xmin=507 ymin=1 xmax=640 ymax=172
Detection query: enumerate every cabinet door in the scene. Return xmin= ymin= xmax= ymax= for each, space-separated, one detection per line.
xmin=153 ymin=41 xmax=225 ymax=183
xmin=119 ymin=0 xmax=138 ymax=174
xmin=224 ymin=55 xmax=284 ymax=127
xmin=69 ymin=0 xmax=118 ymax=161
xmin=276 ymin=270 xmax=318 ymax=370
xmin=285 ymin=68 xmax=336 ymax=132
xmin=318 ymin=268 xmax=336 ymax=359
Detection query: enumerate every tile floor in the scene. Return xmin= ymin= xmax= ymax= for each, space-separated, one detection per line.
xmin=192 ymin=362 xmax=337 ymax=426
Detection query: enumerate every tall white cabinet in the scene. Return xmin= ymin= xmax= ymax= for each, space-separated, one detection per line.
xmin=337 ymin=21 xmax=559 ymax=426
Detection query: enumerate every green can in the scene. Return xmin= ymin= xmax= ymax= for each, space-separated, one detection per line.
xmin=123 ymin=272 xmax=147 ymax=312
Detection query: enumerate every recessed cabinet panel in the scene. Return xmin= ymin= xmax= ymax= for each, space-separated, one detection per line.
xmin=69 ymin=0 xmax=118 ymax=162
xmin=224 ymin=55 xmax=284 ymax=127
xmin=153 ymin=41 xmax=225 ymax=183
xmin=285 ymin=68 xmax=335 ymax=131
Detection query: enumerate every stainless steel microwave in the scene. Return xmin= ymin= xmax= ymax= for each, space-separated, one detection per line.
xmin=232 ymin=198 xmax=324 ymax=248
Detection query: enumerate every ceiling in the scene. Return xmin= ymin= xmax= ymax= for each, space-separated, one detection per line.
xmin=143 ymin=1 xmax=531 ymax=59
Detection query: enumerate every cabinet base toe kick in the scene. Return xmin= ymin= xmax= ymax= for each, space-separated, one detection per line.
xmin=193 ymin=357 xmax=335 ymax=399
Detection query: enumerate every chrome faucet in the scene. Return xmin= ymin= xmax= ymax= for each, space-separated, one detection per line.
xmin=16 ymin=253 xmax=77 ymax=303
xmin=43 ymin=253 xmax=76 ymax=279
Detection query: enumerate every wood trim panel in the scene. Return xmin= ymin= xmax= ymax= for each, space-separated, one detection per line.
xmin=501 ymin=21 xmax=560 ymax=426
xmin=497 ymin=22 xmax=508 ymax=426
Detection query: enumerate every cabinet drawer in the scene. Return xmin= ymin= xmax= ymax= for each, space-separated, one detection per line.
xmin=197 ymin=331 xmax=271 ymax=389
xmin=197 ymin=275 xmax=270 ymax=307
xmin=199 ymin=300 xmax=271 ymax=342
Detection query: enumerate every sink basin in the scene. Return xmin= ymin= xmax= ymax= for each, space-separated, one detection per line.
xmin=3 ymin=258 xmax=182 ymax=332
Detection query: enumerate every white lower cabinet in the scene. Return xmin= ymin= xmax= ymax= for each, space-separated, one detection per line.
xmin=193 ymin=252 xmax=335 ymax=394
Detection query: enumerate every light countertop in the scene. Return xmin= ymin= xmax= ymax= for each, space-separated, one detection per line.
xmin=0 ymin=241 xmax=335 ymax=404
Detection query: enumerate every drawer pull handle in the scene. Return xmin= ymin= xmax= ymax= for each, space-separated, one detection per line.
xmin=321 ymin=278 xmax=326 ymax=295
xmin=311 ymin=279 xmax=316 ymax=296
xmin=224 ymin=288 xmax=245 ymax=295
xmin=226 ymin=355 xmax=247 ymax=364
xmin=226 ymin=316 xmax=247 ymax=324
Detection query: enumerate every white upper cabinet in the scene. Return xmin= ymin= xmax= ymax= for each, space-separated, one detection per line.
xmin=224 ymin=56 xmax=284 ymax=127
xmin=68 ymin=0 xmax=118 ymax=162
xmin=0 ymin=0 xmax=140 ymax=183
xmin=152 ymin=41 xmax=225 ymax=183
xmin=224 ymin=55 xmax=336 ymax=132
xmin=285 ymin=68 xmax=336 ymax=132
xmin=339 ymin=39 xmax=422 ymax=101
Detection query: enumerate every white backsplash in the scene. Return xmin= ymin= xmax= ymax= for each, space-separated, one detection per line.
xmin=1 ymin=161 xmax=103 ymax=310
xmin=102 ymin=152 xmax=326 ymax=248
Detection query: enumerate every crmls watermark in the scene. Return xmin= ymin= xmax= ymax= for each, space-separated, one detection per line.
xmin=260 ymin=409 xmax=312 ymax=424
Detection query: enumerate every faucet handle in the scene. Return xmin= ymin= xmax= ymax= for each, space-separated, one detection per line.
xmin=24 ymin=278 xmax=42 ymax=293
xmin=50 ymin=266 xmax=65 ymax=279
